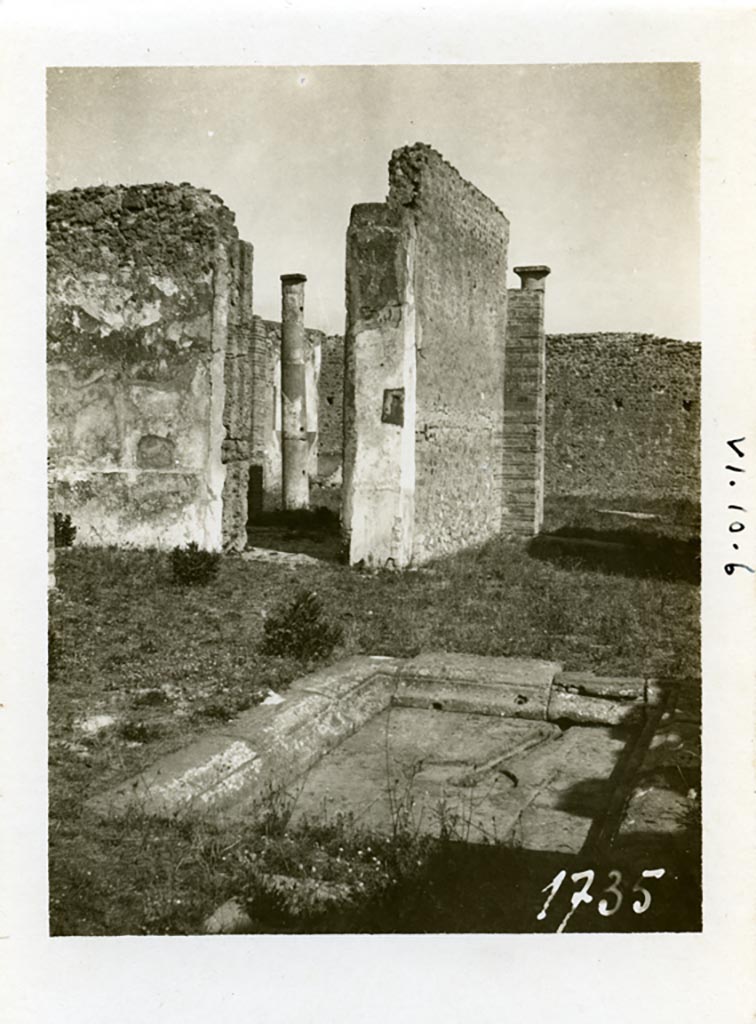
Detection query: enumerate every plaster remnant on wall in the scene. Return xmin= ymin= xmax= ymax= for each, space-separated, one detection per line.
xmin=47 ymin=182 xmax=254 ymax=551
xmin=343 ymin=202 xmax=418 ymax=568
xmin=343 ymin=143 xmax=509 ymax=567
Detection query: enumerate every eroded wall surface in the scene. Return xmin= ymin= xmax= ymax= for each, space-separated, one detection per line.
xmin=545 ymin=334 xmax=701 ymax=501
xmin=343 ymin=144 xmax=510 ymax=567
xmin=47 ymin=183 xmax=252 ymax=550
xmin=323 ymin=327 xmax=701 ymax=516
xmin=343 ymin=203 xmax=418 ymax=567
xmin=220 ymin=239 xmax=255 ymax=549
xmin=316 ymin=334 xmax=345 ymax=481
xmin=394 ymin=146 xmax=510 ymax=562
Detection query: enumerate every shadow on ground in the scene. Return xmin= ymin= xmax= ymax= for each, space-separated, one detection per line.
xmin=247 ymin=507 xmax=344 ymax=563
xmin=527 ymin=526 xmax=700 ymax=583
xmin=245 ymin=840 xmax=701 ymax=935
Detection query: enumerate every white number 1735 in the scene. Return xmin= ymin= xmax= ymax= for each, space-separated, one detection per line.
xmin=537 ymin=867 xmax=666 ymax=932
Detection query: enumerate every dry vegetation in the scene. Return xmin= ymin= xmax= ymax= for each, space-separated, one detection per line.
xmin=48 ymin=497 xmax=700 ymax=934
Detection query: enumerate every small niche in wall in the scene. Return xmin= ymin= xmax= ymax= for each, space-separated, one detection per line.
xmin=613 ymin=396 xmax=624 ymax=411
xmin=682 ymin=398 xmax=694 ymax=412
xmin=136 ymin=434 xmax=176 ymax=469
xmin=247 ymin=465 xmax=264 ymax=528
xmin=382 ymin=388 xmax=404 ymax=426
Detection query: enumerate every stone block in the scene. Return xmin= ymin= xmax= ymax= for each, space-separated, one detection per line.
xmin=395 ymin=653 xmax=561 ymax=720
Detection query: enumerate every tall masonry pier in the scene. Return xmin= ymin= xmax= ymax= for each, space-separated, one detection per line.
xmin=501 ymin=264 xmax=551 ymax=537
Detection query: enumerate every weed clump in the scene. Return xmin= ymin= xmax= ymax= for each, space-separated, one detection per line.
xmin=238 ymin=791 xmax=434 ymax=930
xmin=48 ymin=625 xmax=60 ymax=683
xmin=260 ymin=590 xmax=343 ymax=661
xmin=54 ymin=512 xmax=76 ymax=548
xmin=117 ymin=719 xmax=166 ymax=743
xmin=170 ymin=542 xmax=221 ymax=586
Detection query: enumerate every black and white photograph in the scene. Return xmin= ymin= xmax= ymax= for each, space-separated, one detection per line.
xmin=1 ymin=6 xmax=755 ymax=1023
xmin=46 ymin=63 xmax=702 ymax=935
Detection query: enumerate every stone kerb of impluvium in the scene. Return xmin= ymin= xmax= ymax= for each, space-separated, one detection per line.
xmin=86 ymin=654 xmax=670 ymax=822
xmin=280 ymin=273 xmax=310 ymax=510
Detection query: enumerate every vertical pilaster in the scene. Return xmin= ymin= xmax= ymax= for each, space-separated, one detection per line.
xmin=342 ymin=204 xmax=417 ymax=568
xmin=502 ymin=265 xmax=550 ymax=537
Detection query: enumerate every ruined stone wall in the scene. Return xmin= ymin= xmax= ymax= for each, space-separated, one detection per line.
xmin=343 ymin=203 xmax=418 ymax=566
xmin=343 ymin=144 xmax=509 ymax=567
xmin=545 ymin=334 xmax=701 ymax=500
xmin=317 ymin=334 xmax=345 ymax=480
xmin=316 ymin=327 xmax=700 ymax=513
xmin=221 ymin=240 xmax=254 ymax=549
xmin=249 ymin=316 xmax=279 ymax=513
xmin=47 ymin=183 xmax=253 ymax=550
xmin=388 ymin=145 xmax=509 ymax=562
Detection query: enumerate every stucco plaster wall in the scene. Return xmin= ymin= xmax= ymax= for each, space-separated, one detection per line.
xmin=47 ymin=183 xmax=251 ymax=549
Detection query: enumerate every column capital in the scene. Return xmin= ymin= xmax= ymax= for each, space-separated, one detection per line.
xmin=514 ymin=266 xmax=551 ymax=292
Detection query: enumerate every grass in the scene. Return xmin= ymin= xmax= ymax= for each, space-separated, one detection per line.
xmin=48 ymin=495 xmax=700 ymax=934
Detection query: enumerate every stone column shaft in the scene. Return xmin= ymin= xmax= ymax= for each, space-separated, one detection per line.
xmin=280 ymin=273 xmax=309 ymax=509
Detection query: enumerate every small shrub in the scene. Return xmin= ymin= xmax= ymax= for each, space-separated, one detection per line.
xmin=170 ymin=542 xmax=221 ymax=586
xmin=117 ymin=719 xmax=166 ymax=743
xmin=48 ymin=625 xmax=61 ymax=683
xmin=239 ymin=813 xmax=434 ymax=929
xmin=54 ymin=513 xmax=76 ymax=548
xmin=260 ymin=590 xmax=343 ymax=661
xmin=131 ymin=688 xmax=169 ymax=708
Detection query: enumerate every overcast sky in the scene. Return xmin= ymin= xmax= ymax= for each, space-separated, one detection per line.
xmin=47 ymin=63 xmax=699 ymax=340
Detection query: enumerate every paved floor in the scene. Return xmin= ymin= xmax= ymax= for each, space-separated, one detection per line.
xmin=289 ymin=706 xmax=629 ymax=853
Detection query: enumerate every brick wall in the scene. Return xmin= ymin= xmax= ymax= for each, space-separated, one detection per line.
xmin=545 ymin=333 xmax=700 ymax=500
xmin=47 ymin=182 xmax=253 ymax=549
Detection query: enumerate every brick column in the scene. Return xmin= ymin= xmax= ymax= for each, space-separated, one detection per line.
xmin=280 ymin=273 xmax=309 ymax=509
xmin=501 ymin=265 xmax=550 ymax=537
